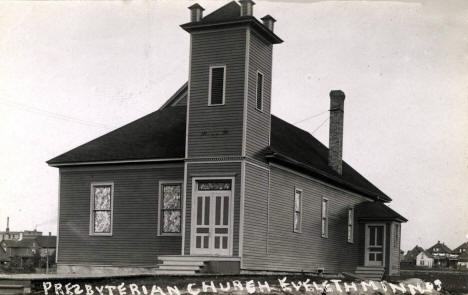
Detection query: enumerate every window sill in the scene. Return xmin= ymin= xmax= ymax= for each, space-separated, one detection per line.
xmin=158 ymin=233 xmax=182 ymax=237
xmin=89 ymin=233 xmax=113 ymax=237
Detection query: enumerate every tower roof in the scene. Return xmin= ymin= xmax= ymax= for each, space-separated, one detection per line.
xmin=181 ymin=1 xmax=283 ymax=44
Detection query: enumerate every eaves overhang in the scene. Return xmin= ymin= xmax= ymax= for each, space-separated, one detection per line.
xmin=181 ymin=16 xmax=283 ymax=44
xmin=47 ymin=157 xmax=185 ymax=168
xmin=265 ymin=150 xmax=392 ymax=202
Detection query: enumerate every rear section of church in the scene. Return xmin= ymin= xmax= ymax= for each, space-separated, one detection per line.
xmin=48 ymin=1 xmax=407 ymax=279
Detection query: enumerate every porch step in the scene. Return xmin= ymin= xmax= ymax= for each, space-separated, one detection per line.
xmin=157 ymin=256 xmax=208 ymax=274
xmin=158 ymin=265 xmax=203 ymax=271
xmin=354 ymin=266 xmax=385 ymax=281
xmin=162 ymin=260 xmax=205 ymax=266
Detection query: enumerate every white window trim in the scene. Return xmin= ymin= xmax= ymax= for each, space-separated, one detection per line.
xmin=158 ymin=180 xmax=183 ymax=236
xmin=89 ymin=182 xmax=114 ymax=236
xmin=347 ymin=207 xmax=354 ymax=243
xmin=208 ymin=65 xmax=226 ymax=106
xmin=255 ymin=70 xmax=264 ymax=111
xmin=293 ymin=187 xmax=303 ymax=233
xmin=321 ymin=197 xmax=329 ymax=238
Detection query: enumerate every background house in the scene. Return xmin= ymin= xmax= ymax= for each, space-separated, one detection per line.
xmin=416 ymin=251 xmax=433 ymax=268
xmin=427 ymin=241 xmax=457 ymax=268
xmin=402 ymin=245 xmax=424 ymax=265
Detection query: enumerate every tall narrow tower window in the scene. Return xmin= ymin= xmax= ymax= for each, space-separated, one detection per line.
xmin=209 ymin=66 xmax=226 ymax=105
xmin=256 ymin=71 xmax=264 ymax=110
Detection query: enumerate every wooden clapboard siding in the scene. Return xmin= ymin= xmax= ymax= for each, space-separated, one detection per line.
xmin=389 ymin=222 xmax=400 ymax=274
xmin=187 ymin=28 xmax=247 ymax=158
xmin=241 ymin=164 xmax=367 ymax=273
xmin=184 ymin=162 xmax=242 ymax=256
xmin=245 ymin=31 xmax=273 ymax=161
xmin=58 ymin=164 xmax=183 ymax=267
xmin=242 ymin=162 xmax=269 ymax=265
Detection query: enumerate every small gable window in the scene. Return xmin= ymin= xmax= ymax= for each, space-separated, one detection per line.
xmin=321 ymin=198 xmax=328 ymax=238
xmin=347 ymin=208 xmax=354 ymax=243
xmin=293 ymin=188 xmax=302 ymax=233
xmin=90 ymin=182 xmax=113 ymax=236
xmin=158 ymin=182 xmax=182 ymax=235
xmin=209 ymin=65 xmax=226 ymax=105
xmin=256 ymin=71 xmax=264 ymax=110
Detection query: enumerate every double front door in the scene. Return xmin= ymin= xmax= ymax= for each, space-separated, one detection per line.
xmin=365 ymin=224 xmax=385 ymax=266
xmin=191 ymin=179 xmax=232 ymax=256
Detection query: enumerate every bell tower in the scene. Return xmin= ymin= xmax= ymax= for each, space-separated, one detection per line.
xmin=181 ymin=1 xmax=282 ymax=160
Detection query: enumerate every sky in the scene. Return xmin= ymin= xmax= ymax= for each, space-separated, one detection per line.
xmin=0 ymin=0 xmax=467 ymax=252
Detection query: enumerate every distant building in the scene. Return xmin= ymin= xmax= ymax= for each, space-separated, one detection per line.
xmin=416 ymin=251 xmax=433 ymax=268
xmin=426 ymin=241 xmax=457 ymax=268
xmin=453 ymin=241 xmax=468 ymax=269
xmin=0 ymin=217 xmax=22 ymax=241
xmin=403 ymin=245 xmax=424 ymax=265
xmin=452 ymin=241 xmax=468 ymax=255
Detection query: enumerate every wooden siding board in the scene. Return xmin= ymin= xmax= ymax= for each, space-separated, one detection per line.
xmin=242 ymin=163 xmax=269 ymax=263
xmin=246 ymin=31 xmax=273 ymax=162
xmin=241 ymin=165 xmax=367 ymax=273
xmin=184 ymin=162 xmax=242 ymax=256
xmin=187 ymin=29 xmax=247 ymax=158
xmin=58 ymin=165 xmax=184 ymax=267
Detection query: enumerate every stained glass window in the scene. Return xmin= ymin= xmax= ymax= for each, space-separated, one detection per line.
xmin=91 ymin=184 xmax=112 ymax=234
xmin=197 ymin=180 xmax=231 ymax=191
xmin=161 ymin=184 xmax=182 ymax=234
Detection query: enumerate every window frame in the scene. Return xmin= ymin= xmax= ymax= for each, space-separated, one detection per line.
xmin=255 ymin=70 xmax=264 ymax=111
xmin=321 ymin=197 xmax=329 ymax=238
xmin=347 ymin=207 xmax=354 ymax=243
xmin=208 ymin=65 xmax=226 ymax=106
xmin=158 ymin=180 xmax=183 ymax=236
xmin=293 ymin=188 xmax=303 ymax=233
xmin=89 ymin=182 xmax=114 ymax=236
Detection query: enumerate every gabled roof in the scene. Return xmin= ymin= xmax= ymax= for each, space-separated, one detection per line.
xmin=404 ymin=245 xmax=424 ymax=262
xmin=47 ymin=106 xmax=186 ymax=165
xmin=355 ymin=201 xmax=407 ymax=222
xmin=453 ymin=241 xmax=468 ymax=254
xmin=47 ymin=76 xmax=401 ymax=203
xmin=2 ymin=238 xmax=37 ymax=248
xmin=417 ymin=250 xmax=433 ymax=259
xmin=180 ymin=1 xmax=283 ymax=44
xmin=427 ymin=241 xmax=452 ymax=254
xmin=269 ymin=117 xmax=391 ymax=201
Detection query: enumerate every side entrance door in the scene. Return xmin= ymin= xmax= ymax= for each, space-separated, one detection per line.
xmin=191 ymin=179 xmax=233 ymax=256
xmin=365 ymin=224 xmax=385 ymax=266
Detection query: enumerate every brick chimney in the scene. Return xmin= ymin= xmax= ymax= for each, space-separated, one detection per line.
xmin=188 ymin=3 xmax=205 ymax=22
xmin=328 ymin=90 xmax=345 ymax=175
xmin=239 ymin=0 xmax=255 ymax=16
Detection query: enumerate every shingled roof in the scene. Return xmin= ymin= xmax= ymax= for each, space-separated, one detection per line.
xmin=48 ymin=92 xmax=392 ymax=202
xmin=355 ymin=201 xmax=407 ymax=222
